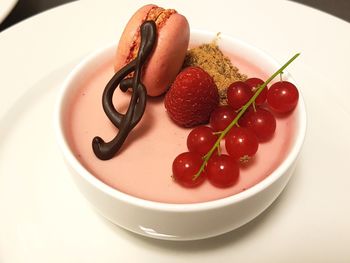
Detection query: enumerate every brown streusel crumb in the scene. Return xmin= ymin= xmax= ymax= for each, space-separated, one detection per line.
xmin=183 ymin=38 xmax=247 ymax=105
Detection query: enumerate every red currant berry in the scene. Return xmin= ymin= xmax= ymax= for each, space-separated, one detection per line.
xmin=239 ymin=108 xmax=276 ymax=142
xmin=225 ymin=127 xmax=259 ymax=162
xmin=245 ymin=77 xmax=268 ymax=105
xmin=187 ymin=126 xmax=217 ymax=156
xmin=209 ymin=105 xmax=237 ymax=132
xmin=227 ymin=81 xmax=253 ymax=110
xmin=207 ymin=154 xmax=239 ymax=188
xmin=172 ymin=152 xmax=206 ymax=188
xmin=267 ymin=81 xmax=299 ymax=113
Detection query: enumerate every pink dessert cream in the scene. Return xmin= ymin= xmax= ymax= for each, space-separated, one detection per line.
xmin=63 ymin=41 xmax=298 ymax=204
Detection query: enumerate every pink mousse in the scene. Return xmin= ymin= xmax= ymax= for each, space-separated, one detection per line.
xmin=64 ymin=55 xmax=297 ymax=204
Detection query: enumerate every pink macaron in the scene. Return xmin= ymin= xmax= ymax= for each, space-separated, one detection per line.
xmin=114 ymin=4 xmax=190 ymax=97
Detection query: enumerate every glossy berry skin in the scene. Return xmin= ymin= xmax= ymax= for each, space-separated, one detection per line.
xmin=245 ymin=77 xmax=268 ymax=105
xmin=207 ymin=154 xmax=239 ymax=188
xmin=225 ymin=127 xmax=259 ymax=162
xmin=227 ymin=81 xmax=253 ymax=110
xmin=239 ymin=108 xmax=276 ymax=142
xmin=267 ymin=81 xmax=299 ymax=113
xmin=209 ymin=105 xmax=237 ymax=132
xmin=172 ymin=152 xmax=206 ymax=188
xmin=187 ymin=126 xmax=217 ymax=156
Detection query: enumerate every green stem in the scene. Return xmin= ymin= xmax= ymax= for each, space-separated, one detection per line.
xmin=193 ymin=53 xmax=300 ymax=180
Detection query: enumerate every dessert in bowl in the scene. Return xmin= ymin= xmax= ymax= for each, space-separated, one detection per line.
xmin=55 ymin=5 xmax=306 ymax=240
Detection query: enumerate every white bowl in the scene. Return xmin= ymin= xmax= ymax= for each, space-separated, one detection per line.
xmin=55 ymin=30 xmax=307 ymax=241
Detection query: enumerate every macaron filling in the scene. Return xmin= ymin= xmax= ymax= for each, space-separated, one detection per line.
xmin=125 ymin=6 xmax=177 ymax=65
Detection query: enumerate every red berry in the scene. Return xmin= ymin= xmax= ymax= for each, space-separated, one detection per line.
xmin=239 ymin=108 xmax=276 ymax=142
xmin=225 ymin=127 xmax=259 ymax=162
xmin=267 ymin=81 xmax=299 ymax=113
xmin=227 ymin=81 xmax=253 ymax=110
xmin=187 ymin=126 xmax=217 ymax=156
xmin=245 ymin=77 xmax=268 ymax=105
xmin=164 ymin=66 xmax=219 ymax=127
xmin=172 ymin=152 xmax=206 ymax=188
xmin=209 ymin=105 xmax=237 ymax=132
xmin=207 ymin=154 xmax=239 ymax=188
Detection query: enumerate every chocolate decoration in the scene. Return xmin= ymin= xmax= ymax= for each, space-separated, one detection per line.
xmin=92 ymin=21 xmax=157 ymax=160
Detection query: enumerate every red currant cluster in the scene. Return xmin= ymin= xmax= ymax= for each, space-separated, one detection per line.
xmin=172 ymin=76 xmax=299 ymax=189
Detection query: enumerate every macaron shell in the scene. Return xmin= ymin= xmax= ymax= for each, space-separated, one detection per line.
xmin=114 ymin=4 xmax=156 ymax=71
xmin=142 ymin=13 xmax=190 ymax=96
xmin=114 ymin=6 xmax=190 ymax=97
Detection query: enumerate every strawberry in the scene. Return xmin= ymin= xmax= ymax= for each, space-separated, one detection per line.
xmin=164 ymin=66 xmax=219 ymax=127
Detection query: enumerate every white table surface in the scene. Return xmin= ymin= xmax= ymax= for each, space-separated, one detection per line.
xmin=0 ymin=0 xmax=349 ymax=262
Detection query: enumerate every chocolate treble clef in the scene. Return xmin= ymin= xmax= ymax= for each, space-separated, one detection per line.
xmin=92 ymin=21 xmax=157 ymax=160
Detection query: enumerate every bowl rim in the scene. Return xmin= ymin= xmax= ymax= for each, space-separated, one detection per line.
xmin=54 ymin=29 xmax=307 ymax=212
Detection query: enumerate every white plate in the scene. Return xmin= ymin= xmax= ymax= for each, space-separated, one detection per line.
xmin=0 ymin=0 xmax=350 ymax=262
xmin=0 ymin=0 xmax=17 ymax=24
